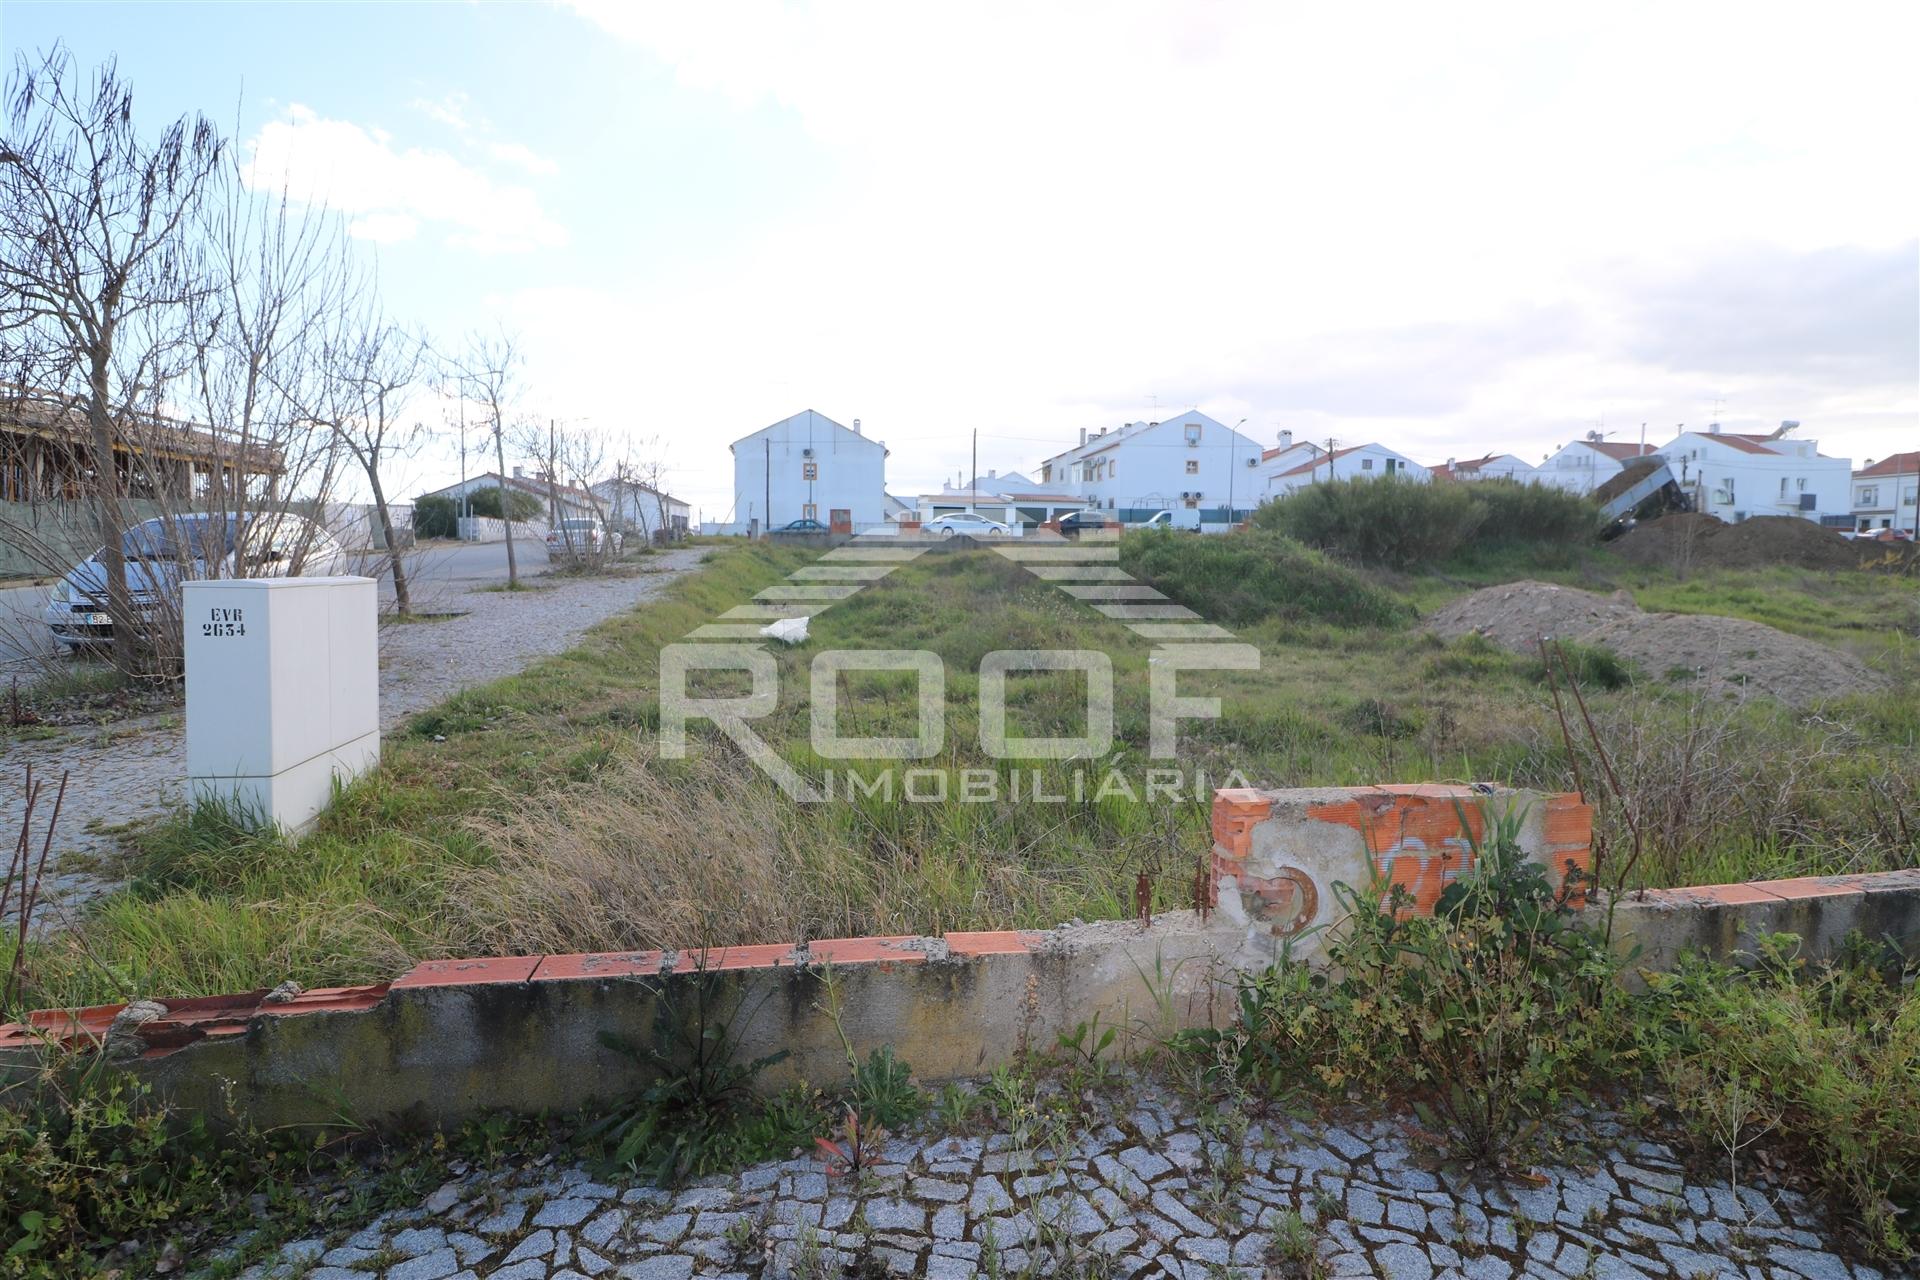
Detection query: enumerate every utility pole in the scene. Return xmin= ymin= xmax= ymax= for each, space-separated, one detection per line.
xmin=1230 ymin=418 xmax=1247 ymax=529
xmin=457 ymin=402 xmax=468 ymax=540
xmin=548 ymin=418 xmax=563 ymax=552
xmin=763 ymin=436 xmax=771 ymax=538
xmin=971 ymin=428 xmax=978 ymax=515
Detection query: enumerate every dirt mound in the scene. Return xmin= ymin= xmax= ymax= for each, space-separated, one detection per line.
xmin=1427 ymin=580 xmax=1638 ymax=651
xmin=1614 ymin=513 xmax=1866 ymax=571
xmin=1581 ymin=612 xmax=1886 ymax=707
xmin=1426 ymin=579 xmax=1888 ymax=707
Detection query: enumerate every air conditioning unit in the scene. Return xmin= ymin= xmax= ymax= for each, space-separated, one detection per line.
xmin=802 ymin=447 xmax=815 ymax=458
xmin=1246 ymin=456 xmax=1258 ymax=467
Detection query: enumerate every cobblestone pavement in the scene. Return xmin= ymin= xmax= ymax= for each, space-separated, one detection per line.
xmin=216 ymin=1084 xmax=1889 ymax=1280
xmin=6 ymin=548 xmax=707 ymax=920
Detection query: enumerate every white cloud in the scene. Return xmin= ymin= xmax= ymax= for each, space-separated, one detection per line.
xmin=488 ymin=141 xmax=559 ymax=176
xmin=243 ymin=105 xmax=566 ymax=253
xmin=505 ymin=2 xmax=1919 ymax=517
xmin=410 ymin=91 xmax=474 ymax=132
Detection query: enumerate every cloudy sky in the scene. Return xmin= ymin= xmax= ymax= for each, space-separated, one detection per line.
xmin=6 ymin=1 xmax=1915 ymax=517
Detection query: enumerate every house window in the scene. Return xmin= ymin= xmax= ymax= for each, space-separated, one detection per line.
xmin=1796 ymin=478 xmax=1806 ymax=491
xmin=1185 ymin=459 xmax=1199 ymax=475
xmin=1384 ymin=458 xmax=1398 ymax=474
xmin=1860 ymin=486 xmax=1878 ymax=506
xmin=1185 ymin=424 xmax=1202 ymax=444
xmin=1361 ymin=458 xmax=1374 ymax=471
xmin=1779 ymin=478 xmax=1789 ymax=497
xmin=802 ymin=503 xmax=818 ymax=520
xmin=802 ymin=461 xmax=818 ymax=481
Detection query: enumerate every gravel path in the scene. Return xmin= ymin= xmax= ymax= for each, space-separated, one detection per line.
xmin=4 ymin=548 xmax=708 ymax=920
xmin=203 ymin=1080 xmax=1883 ymax=1280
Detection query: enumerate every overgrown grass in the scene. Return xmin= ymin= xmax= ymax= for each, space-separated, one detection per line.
xmin=9 ymin=538 xmax=1917 ymax=1015
xmin=1118 ymin=527 xmax=1411 ymax=627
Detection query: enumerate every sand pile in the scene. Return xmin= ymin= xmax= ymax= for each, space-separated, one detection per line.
xmin=1426 ymin=581 xmax=1639 ymax=652
xmin=1614 ymin=514 xmax=1872 ymax=571
xmin=1427 ymin=580 xmax=1888 ymax=707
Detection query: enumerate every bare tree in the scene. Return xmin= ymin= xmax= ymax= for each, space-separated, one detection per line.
xmin=317 ymin=303 xmax=429 ymax=613
xmin=446 ymin=329 xmax=524 ymax=587
xmin=0 ymin=46 xmax=224 ymax=668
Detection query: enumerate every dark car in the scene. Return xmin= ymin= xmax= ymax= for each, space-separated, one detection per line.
xmin=1057 ymin=510 xmax=1118 ymax=538
xmin=770 ymin=518 xmax=829 ymax=537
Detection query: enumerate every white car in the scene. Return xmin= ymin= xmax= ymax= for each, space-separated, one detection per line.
xmin=45 ymin=512 xmax=348 ymax=650
xmin=545 ymin=517 xmax=623 ymax=557
xmin=926 ymin=512 xmax=1009 ymax=537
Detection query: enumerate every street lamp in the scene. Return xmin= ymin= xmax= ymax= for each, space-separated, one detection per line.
xmin=1228 ymin=418 xmax=1248 ymax=530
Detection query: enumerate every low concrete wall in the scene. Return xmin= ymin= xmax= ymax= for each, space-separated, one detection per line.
xmin=1 ymin=923 xmax=1232 ymax=1130
xmin=6 ymin=784 xmax=1917 ymax=1131
xmin=1599 ymin=870 xmax=1920 ymax=973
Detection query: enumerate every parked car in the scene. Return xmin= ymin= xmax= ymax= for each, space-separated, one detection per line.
xmin=1056 ymin=509 xmax=1118 ymax=538
xmin=45 ymin=512 xmax=349 ymax=650
xmin=545 ymin=517 xmax=622 ymax=557
xmin=926 ymin=512 xmax=1009 ymax=537
xmin=1139 ymin=510 xmax=1174 ymax=529
xmin=770 ymin=518 xmax=829 ymax=537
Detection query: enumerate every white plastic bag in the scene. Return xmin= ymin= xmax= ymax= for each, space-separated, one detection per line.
xmin=761 ymin=615 xmax=810 ymax=645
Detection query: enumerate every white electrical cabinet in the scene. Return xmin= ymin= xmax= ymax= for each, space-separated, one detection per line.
xmin=183 ymin=576 xmax=379 ymax=832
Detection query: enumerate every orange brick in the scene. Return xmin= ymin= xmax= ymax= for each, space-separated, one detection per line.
xmin=392 ymin=956 xmax=542 ymax=989
xmin=808 ymin=936 xmax=927 ymax=966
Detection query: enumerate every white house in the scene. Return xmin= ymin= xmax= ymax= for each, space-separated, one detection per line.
xmin=421 ymin=470 xmax=599 ymax=524
xmin=1656 ymin=423 xmax=1850 ymax=526
xmin=731 ymin=409 xmax=888 ymax=534
xmin=1035 ymin=411 xmax=1267 ymax=526
xmin=591 ymin=476 xmax=691 ymax=535
xmin=1263 ymin=443 xmax=1430 ymax=498
xmin=1850 ymin=452 xmax=1919 ymax=535
xmin=1537 ymin=437 xmax=1660 ymax=494
xmin=1430 ymin=452 xmax=1538 ymax=483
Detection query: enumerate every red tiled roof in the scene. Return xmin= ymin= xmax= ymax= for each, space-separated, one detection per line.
xmin=1277 ymin=445 xmax=1360 ymax=478
xmin=1703 ymin=434 xmax=1777 ymax=455
xmin=1587 ymin=441 xmax=1660 ymax=461
xmin=1856 ymin=451 xmax=1920 ymax=477
xmin=1430 ymin=452 xmax=1501 ymax=481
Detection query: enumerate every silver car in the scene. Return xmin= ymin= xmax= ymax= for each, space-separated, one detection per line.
xmin=45 ymin=512 xmax=348 ymax=650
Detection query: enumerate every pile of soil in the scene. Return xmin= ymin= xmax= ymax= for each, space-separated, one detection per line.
xmin=1426 ymin=579 xmax=1888 ymax=707
xmin=1614 ymin=513 xmax=1883 ymax=571
xmin=1426 ymin=581 xmax=1638 ymax=652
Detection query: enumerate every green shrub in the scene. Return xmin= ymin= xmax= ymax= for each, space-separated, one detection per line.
xmin=1636 ymin=935 xmax=1920 ymax=1260
xmin=1252 ymin=476 xmax=1600 ymax=569
xmin=1118 ymin=527 xmax=1412 ymax=627
xmin=1178 ymin=805 xmax=1619 ymax=1167
xmin=464 ymin=484 xmax=543 ymax=522
xmin=412 ymin=494 xmax=458 ymax=539
xmin=1533 ymin=639 xmax=1633 ymax=691
xmin=1252 ymin=477 xmax=1487 ymax=568
xmin=1468 ymin=479 xmax=1600 ymax=549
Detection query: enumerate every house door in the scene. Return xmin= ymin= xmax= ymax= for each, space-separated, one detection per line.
xmin=829 ymin=508 xmax=852 ymax=533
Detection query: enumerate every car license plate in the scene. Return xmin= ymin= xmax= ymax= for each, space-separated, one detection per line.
xmin=84 ymin=611 xmax=110 ymax=626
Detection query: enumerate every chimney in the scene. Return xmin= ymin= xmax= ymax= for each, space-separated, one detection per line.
xmin=512 ymin=465 xmax=524 ymax=479
xmin=853 ymin=418 xmax=862 ymax=435
xmin=1078 ymin=427 xmax=1087 ymax=446
xmin=1446 ymin=457 xmax=1456 ymax=468
xmin=988 ymin=469 xmax=996 ymax=479
xmin=1708 ymin=423 xmax=1721 ymax=435
xmin=1277 ymin=429 xmax=1293 ymax=449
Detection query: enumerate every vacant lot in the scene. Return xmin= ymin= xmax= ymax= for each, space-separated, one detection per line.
xmin=11 ymin=533 xmax=1917 ymax=1013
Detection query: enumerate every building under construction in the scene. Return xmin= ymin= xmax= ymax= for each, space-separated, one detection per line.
xmin=0 ymin=387 xmax=284 ymax=505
